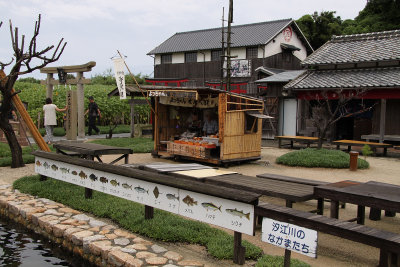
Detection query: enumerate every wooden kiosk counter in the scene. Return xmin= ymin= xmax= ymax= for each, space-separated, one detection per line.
xmin=149 ymin=87 xmax=270 ymax=165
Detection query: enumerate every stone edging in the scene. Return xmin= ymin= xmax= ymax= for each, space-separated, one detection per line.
xmin=0 ymin=184 xmax=206 ymax=267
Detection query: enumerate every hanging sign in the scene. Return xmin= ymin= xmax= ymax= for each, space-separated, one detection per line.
xmin=262 ymin=218 xmax=318 ymax=258
xmin=159 ymin=96 xmax=218 ymax=108
xmin=113 ymin=58 xmax=126 ymax=100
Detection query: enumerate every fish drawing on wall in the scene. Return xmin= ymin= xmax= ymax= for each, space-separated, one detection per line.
xmin=60 ymin=167 xmax=69 ymax=174
xmin=225 ymin=208 xmax=250 ymax=220
xmin=79 ymin=171 xmax=87 ymax=179
xmin=134 ymin=186 xmax=148 ymax=194
xmin=35 ymin=160 xmax=41 ymax=166
xmin=122 ymin=183 xmax=132 ymax=190
xmin=51 ymin=164 xmax=58 ymax=171
xmin=183 ymin=195 xmax=197 ymax=206
xmin=201 ymin=202 xmax=221 ymax=212
xmin=43 ymin=162 xmax=50 ymax=169
xmin=100 ymin=177 xmax=108 ymax=183
xmin=71 ymin=170 xmax=78 ymax=175
xmin=166 ymin=194 xmax=179 ymax=201
xmin=89 ymin=174 xmax=98 ymax=182
xmin=110 ymin=179 xmax=120 ymax=187
xmin=153 ymin=186 xmax=161 ymax=198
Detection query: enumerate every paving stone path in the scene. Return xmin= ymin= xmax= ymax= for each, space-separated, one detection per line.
xmin=0 ymin=184 xmax=208 ymax=267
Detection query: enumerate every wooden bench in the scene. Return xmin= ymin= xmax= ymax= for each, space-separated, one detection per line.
xmin=256 ymin=173 xmax=328 ymax=186
xmin=332 ymin=139 xmax=393 ymax=156
xmin=256 ymin=202 xmax=400 ymax=267
xmin=275 ymin=135 xmax=319 ymax=149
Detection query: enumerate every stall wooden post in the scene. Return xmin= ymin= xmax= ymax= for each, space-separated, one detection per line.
xmin=66 ymin=90 xmax=78 ymax=140
xmin=46 ymin=73 xmax=54 ymax=99
xmin=76 ymin=72 xmax=85 ymax=138
xmin=130 ymin=96 xmax=135 ymax=138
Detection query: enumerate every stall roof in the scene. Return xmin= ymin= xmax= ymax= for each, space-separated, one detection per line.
xmin=255 ymin=70 xmax=305 ymax=83
xmin=108 ymin=85 xmax=263 ymax=101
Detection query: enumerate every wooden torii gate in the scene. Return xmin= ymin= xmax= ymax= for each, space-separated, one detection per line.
xmin=40 ymin=62 xmax=96 ymax=139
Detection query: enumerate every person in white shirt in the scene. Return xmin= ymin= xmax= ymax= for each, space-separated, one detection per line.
xmin=43 ymin=98 xmax=68 ymax=144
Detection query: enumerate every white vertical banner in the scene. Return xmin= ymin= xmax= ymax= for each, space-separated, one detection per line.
xmin=113 ymin=58 xmax=127 ymax=100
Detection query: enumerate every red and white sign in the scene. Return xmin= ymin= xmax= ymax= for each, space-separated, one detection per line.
xmin=282 ymin=27 xmax=293 ymax=42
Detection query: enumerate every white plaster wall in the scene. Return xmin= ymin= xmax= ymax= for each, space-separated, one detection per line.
xmin=264 ymin=26 xmax=308 ymax=60
xmin=231 ymin=47 xmax=247 ymax=59
xmin=172 ymin=53 xmax=185 ymax=64
xmin=155 ymin=54 xmax=161 ymax=65
xmin=197 ymin=51 xmax=211 ymax=62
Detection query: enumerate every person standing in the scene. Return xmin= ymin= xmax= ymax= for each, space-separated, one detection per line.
xmin=43 ymin=98 xmax=68 ymax=144
xmin=85 ymin=96 xmax=101 ymax=135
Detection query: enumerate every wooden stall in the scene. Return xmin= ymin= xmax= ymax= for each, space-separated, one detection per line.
xmin=149 ymin=87 xmax=269 ymax=165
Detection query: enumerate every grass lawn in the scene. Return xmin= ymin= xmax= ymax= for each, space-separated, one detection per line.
xmin=255 ymin=255 xmax=310 ymax=267
xmin=88 ymin=137 xmax=154 ymax=153
xmin=276 ymin=148 xmax=369 ymax=169
xmin=13 ymin=175 xmax=262 ymax=260
xmin=38 ymin=125 xmax=131 ymax=137
xmin=0 ymin=143 xmax=55 ymax=167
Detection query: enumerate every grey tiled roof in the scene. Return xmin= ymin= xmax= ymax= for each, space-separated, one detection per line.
xmin=256 ymin=70 xmax=305 ymax=83
xmin=284 ymin=67 xmax=400 ymax=90
xmin=302 ymin=30 xmax=400 ymax=66
xmin=148 ymin=19 xmax=305 ymax=54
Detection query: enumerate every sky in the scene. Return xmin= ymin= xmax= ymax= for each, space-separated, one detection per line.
xmin=0 ymin=0 xmax=367 ymax=79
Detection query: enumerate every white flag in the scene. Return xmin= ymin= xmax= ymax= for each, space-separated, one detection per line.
xmin=113 ymin=58 xmax=127 ymax=100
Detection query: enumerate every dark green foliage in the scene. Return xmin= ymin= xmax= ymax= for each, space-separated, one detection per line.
xmin=37 ymin=125 xmax=131 ymax=137
xmin=91 ymin=68 xmax=150 ymax=86
xmin=255 ymin=255 xmax=311 ymax=267
xmin=276 ymin=148 xmax=369 ymax=169
xmin=88 ymin=137 xmax=154 ymax=153
xmin=13 ymin=175 xmax=263 ymax=260
xmin=17 ymin=77 xmax=41 ymax=84
xmin=296 ymin=1 xmax=400 ymax=49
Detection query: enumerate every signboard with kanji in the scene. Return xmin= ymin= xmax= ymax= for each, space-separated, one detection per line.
xmin=261 ymin=218 xmax=318 ymax=258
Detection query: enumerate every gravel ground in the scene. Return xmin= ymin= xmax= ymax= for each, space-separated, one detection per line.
xmin=2 ymin=146 xmax=400 ymax=267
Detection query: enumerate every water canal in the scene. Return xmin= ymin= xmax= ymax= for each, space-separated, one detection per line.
xmin=0 ymin=217 xmax=91 ymax=267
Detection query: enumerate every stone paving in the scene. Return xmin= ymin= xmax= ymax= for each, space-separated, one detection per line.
xmin=0 ymin=184 xmax=208 ymax=267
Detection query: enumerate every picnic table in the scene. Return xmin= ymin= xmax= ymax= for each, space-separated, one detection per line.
xmin=53 ymin=141 xmax=133 ymax=198
xmin=314 ymin=180 xmax=400 ymax=224
xmin=275 ymin=135 xmax=319 ymax=149
xmin=332 ymin=139 xmax=393 ymax=156
xmin=53 ymin=141 xmax=133 ymax=164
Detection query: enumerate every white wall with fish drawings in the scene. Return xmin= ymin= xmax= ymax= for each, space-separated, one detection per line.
xmin=35 ymin=157 xmax=254 ymax=235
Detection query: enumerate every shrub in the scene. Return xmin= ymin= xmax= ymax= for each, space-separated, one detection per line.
xmin=276 ymin=148 xmax=369 ymax=169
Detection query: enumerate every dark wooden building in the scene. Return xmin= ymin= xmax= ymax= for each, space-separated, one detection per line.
xmin=284 ymin=30 xmax=400 ymax=142
xmin=147 ymin=19 xmax=313 ymax=95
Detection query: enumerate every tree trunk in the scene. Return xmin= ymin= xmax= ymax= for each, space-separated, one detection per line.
xmin=0 ymin=118 xmax=24 ymax=168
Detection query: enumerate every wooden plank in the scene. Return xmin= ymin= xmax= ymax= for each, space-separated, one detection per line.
xmin=332 ymin=139 xmax=392 ymax=148
xmin=33 ymin=151 xmax=260 ymax=203
xmin=204 ymin=174 xmax=314 ymax=202
xmin=53 ymin=142 xmax=133 ymax=156
xmin=256 ymin=173 xmax=328 ymax=186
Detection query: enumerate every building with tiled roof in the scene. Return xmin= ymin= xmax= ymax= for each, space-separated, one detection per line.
xmin=285 ymin=30 xmax=400 ymax=142
xmin=147 ymin=19 xmax=313 ymax=95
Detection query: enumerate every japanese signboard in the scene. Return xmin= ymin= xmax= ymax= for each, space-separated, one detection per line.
xmin=224 ymin=59 xmax=252 ymax=77
xmin=35 ymin=157 xmax=254 ymax=235
xmin=113 ymin=58 xmax=126 ymax=100
xmin=159 ymin=96 xmax=218 ymax=108
xmin=261 ymin=218 xmax=318 ymax=258
xmin=148 ymin=90 xmax=198 ymax=100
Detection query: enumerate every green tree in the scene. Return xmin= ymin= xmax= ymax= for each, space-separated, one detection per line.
xmin=297 ymin=11 xmax=343 ymax=50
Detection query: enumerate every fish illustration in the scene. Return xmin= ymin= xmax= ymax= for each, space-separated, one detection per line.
xmin=43 ymin=162 xmax=50 ymax=169
xmin=225 ymin=208 xmax=250 ymax=220
xmin=166 ymin=193 xmax=179 ymax=201
xmin=122 ymin=183 xmax=132 ymax=190
xmin=89 ymin=174 xmax=98 ymax=182
xmin=183 ymin=195 xmax=197 ymax=206
xmin=60 ymin=167 xmax=69 ymax=174
xmin=79 ymin=171 xmax=87 ymax=179
xmin=110 ymin=179 xmax=120 ymax=187
xmin=51 ymin=164 xmax=58 ymax=171
xmin=153 ymin=186 xmax=161 ymax=198
xmin=134 ymin=186 xmax=148 ymax=194
xmin=71 ymin=170 xmax=78 ymax=175
xmin=100 ymin=177 xmax=108 ymax=183
xmin=201 ymin=202 xmax=221 ymax=212
xmin=35 ymin=160 xmax=41 ymax=166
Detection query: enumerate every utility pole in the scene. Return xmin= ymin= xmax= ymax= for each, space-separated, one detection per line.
xmin=226 ymin=0 xmax=233 ymax=92
xmin=220 ymin=7 xmax=225 ymax=90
